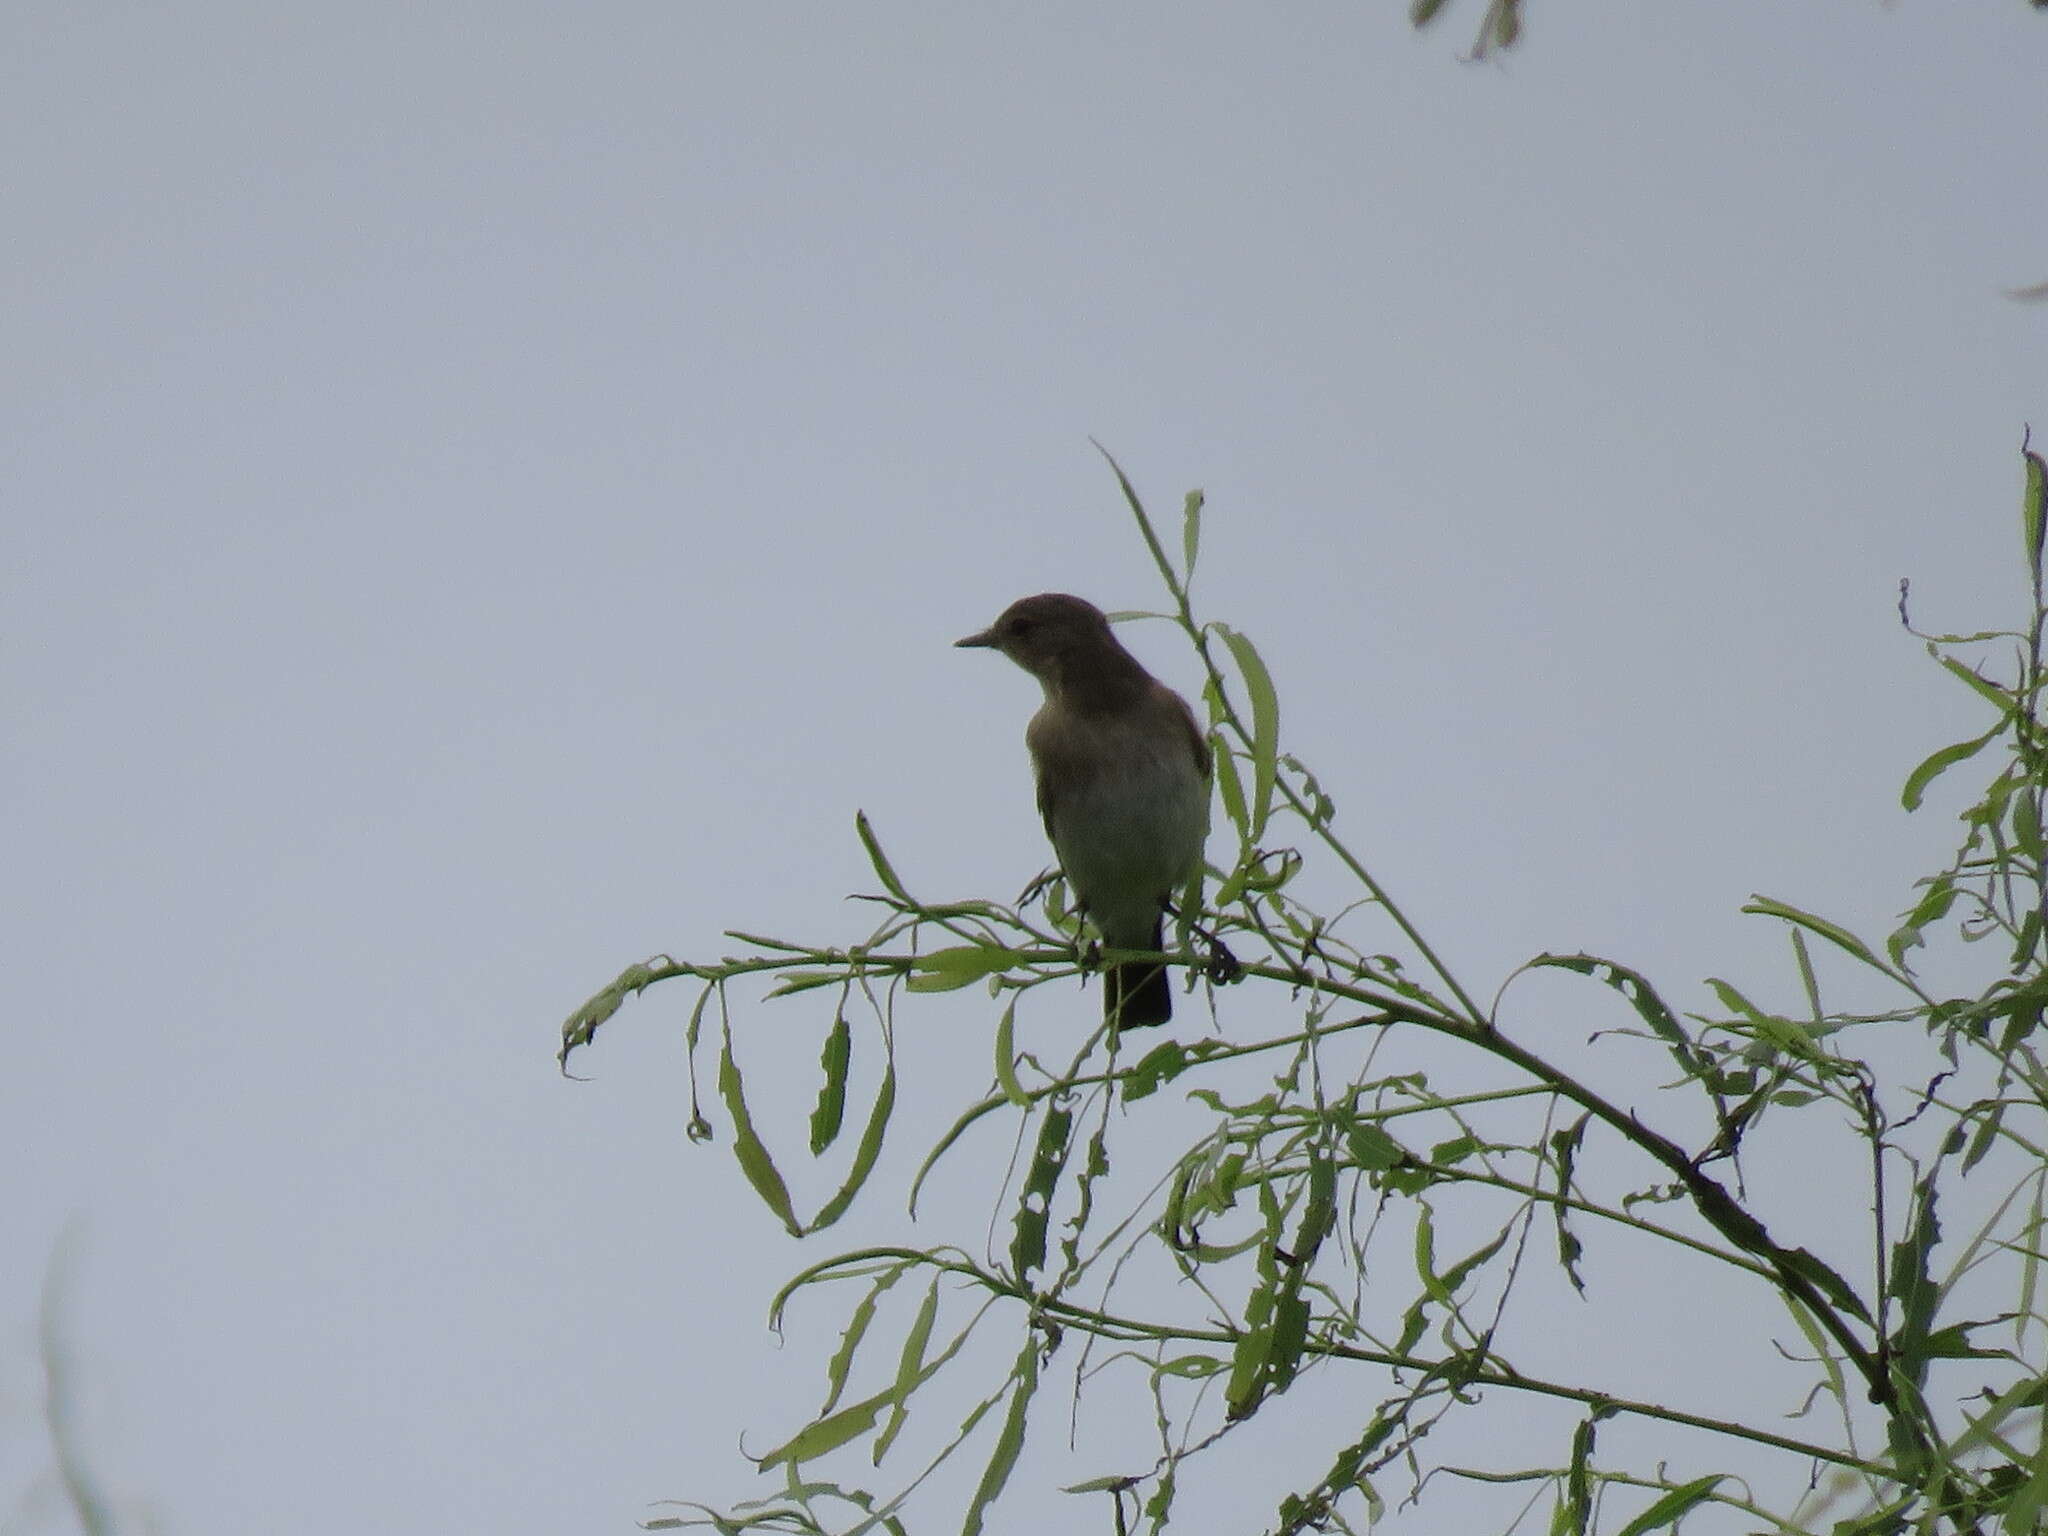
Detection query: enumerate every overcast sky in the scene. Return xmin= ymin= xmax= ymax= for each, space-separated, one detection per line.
xmin=4 ymin=3 xmax=2045 ymax=1533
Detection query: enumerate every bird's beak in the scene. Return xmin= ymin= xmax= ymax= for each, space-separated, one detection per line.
xmin=955 ymin=628 xmax=998 ymax=649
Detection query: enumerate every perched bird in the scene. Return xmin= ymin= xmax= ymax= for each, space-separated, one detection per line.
xmin=957 ymin=594 xmax=1209 ymax=1027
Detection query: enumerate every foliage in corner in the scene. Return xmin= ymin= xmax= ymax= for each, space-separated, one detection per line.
xmin=564 ymin=438 xmax=2048 ymax=1536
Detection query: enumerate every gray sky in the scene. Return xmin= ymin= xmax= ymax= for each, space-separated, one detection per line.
xmin=4 ymin=3 xmax=2044 ymax=1533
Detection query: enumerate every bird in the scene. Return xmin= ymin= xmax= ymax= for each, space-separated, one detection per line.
xmin=956 ymin=593 xmax=1210 ymax=1027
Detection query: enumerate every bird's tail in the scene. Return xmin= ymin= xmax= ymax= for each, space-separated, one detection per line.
xmin=1104 ymin=917 xmax=1172 ymax=1028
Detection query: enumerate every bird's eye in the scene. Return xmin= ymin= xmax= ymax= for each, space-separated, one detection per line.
xmin=1009 ymin=618 xmax=1036 ymax=638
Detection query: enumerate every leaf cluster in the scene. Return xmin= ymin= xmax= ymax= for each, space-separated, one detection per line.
xmin=563 ymin=440 xmax=2048 ymax=1536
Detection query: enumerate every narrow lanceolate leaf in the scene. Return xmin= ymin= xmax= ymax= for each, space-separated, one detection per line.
xmin=2012 ymin=788 xmax=2044 ymax=862
xmin=1900 ymin=725 xmax=2004 ymax=812
xmin=1093 ymin=441 xmax=1179 ymax=595
xmin=1224 ymin=1268 xmax=1280 ymax=1420
xmin=906 ymin=944 xmax=1020 ymax=993
xmin=1780 ymin=1246 xmax=1873 ymax=1325
xmin=820 ymin=1262 xmax=907 ymax=1415
xmin=1741 ymin=896 xmax=1887 ymax=973
xmin=2023 ymin=433 xmax=2047 ymax=583
xmin=1611 ymin=1475 xmax=1724 ymax=1536
xmin=855 ymin=810 xmax=912 ymax=902
xmin=1937 ymin=655 xmax=2016 ymax=713
xmin=1182 ymin=490 xmax=1205 ymax=582
xmin=810 ymin=1016 xmax=853 ymax=1155
xmin=756 ymin=1383 xmax=893 ymax=1469
xmin=1558 ymin=1413 xmax=1599 ymax=1536
xmin=1216 ymin=625 xmax=1280 ymax=840
xmin=719 ymin=1026 xmax=802 ymax=1236
xmin=1529 ymin=953 xmax=1710 ymax=1080
xmin=806 ymin=1052 xmax=897 ymax=1233
xmin=872 ymin=1279 xmax=940 ymax=1463
xmin=1887 ymin=1175 xmax=1943 ymax=1388
xmin=993 ymin=999 xmax=1030 ymax=1108
xmin=1211 ymin=732 xmax=1249 ymax=839
xmin=961 ymin=1340 xmax=1042 ymax=1536
xmin=1551 ymin=1114 xmax=1592 ymax=1296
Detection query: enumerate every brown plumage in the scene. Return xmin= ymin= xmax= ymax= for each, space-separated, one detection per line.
xmin=957 ymin=594 xmax=1209 ymax=1027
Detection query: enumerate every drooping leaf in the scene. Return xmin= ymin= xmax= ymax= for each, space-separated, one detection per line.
xmin=961 ymin=1338 xmax=1042 ymax=1536
xmin=1901 ymin=726 xmax=2004 ymax=812
xmin=806 ymin=1051 xmax=896 ymax=1233
xmin=1611 ymin=1476 xmax=1724 ymax=1536
xmin=872 ymin=1279 xmax=940 ymax=1463
xmin=820 ymin=1261 xmax=908 ymax=1416
xmin=1551 ymin=1114 xmax=1592 ymax=1296
xmin=719 ymin=1025 xmax=801 ymax=1236
xmin=810 ymin=1016 xmax=852 ymax=1155
xmin=993 ymin=999 xmax=1030 ymax=1108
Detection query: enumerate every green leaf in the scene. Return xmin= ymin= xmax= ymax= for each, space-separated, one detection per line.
xmin=992 ymin=999 xmax=1029 ymax=1108
xmin=1551 ymin=1114 xmax=1592 ymax=1296
xmin=1154 ymin=1353 xmax=1226 ymax=1379
xmin=1887 ymin=1175 xmax=1943 ymax=1387
xmin=1527 ymin=953 xmax=1711 ymax=1082
xmin=855 ymin=810 xmax=911 ymax=902
xmin=1740 ymin=896 xmax=1887 ymax=973
xmin=961 ymin=1339 xmax=1041 ymax=1536
xmin=718 ymin=1025 xmax=801 ymax=1236
xmin=820 ymin=1262 xmax=906 ymax=1416
xmin=1429 ymin=1135 xmax=1479 ymax=1167
xmin=1216 ymin=625 xmax=1281 ymax=841
xmin=1182 ymin=489 xmax=1205 ymax=582
xmin=872 ymin=1279 xmax=939 ymax=1463
xmin=1093 ymin=441 xmax=1181 ymax=600
xmin=559 ymin=955 xmax=681 ymax=1065
xmin=1780 ymin=1246 xmax=1873 ymax=1325
xmin=908 ymin=1092 xmax=1007 ymax=1217
xmin=2016 ymin=787 xmax=2046 ymax=862
xmin=1413 ymin=1203 xmax=1450 ymax=1305
xmin=906 ymin=944 xmax=1020 ymax=993
xmin=1224 ymin=1277 xmax=1279 ymax=1420
xmin=1611 ymin=1475 xmax=1724 ymax=1536
xmin=806 ymin=1051 xmax=896 ymax=1233
xmin=1009 ymin=1105 xmax=1073 ymax=1281
xmin=1901 ymin=725 xmax=2004 ymax=812
xmin=2024 ymin=433 xmax=2046 ymax=583
xmin=1938 ymin=655 xmax=2017 ymax=713
xmin=810 ymin=1016 xmax=852 ymax=1155
xmin=1122 ymin=1040 xmax=1189 ymax=1104
xmin=1210 ymin=724 xmax=1249 ymax=839
xmin=1263 ymin=1291 xmax=1312 ymax=1396
xmin=1557 ymin=1413 xmax=1599 ymax=1536
xmin=1345 ymin=1121 xmax=1406 ymax=1171
xmin=757 ymin=1384 xmax=891 ymax=1469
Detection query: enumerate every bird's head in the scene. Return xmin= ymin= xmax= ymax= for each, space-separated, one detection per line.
xmin=955 ymin=593 xmax=1119 ymax=684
